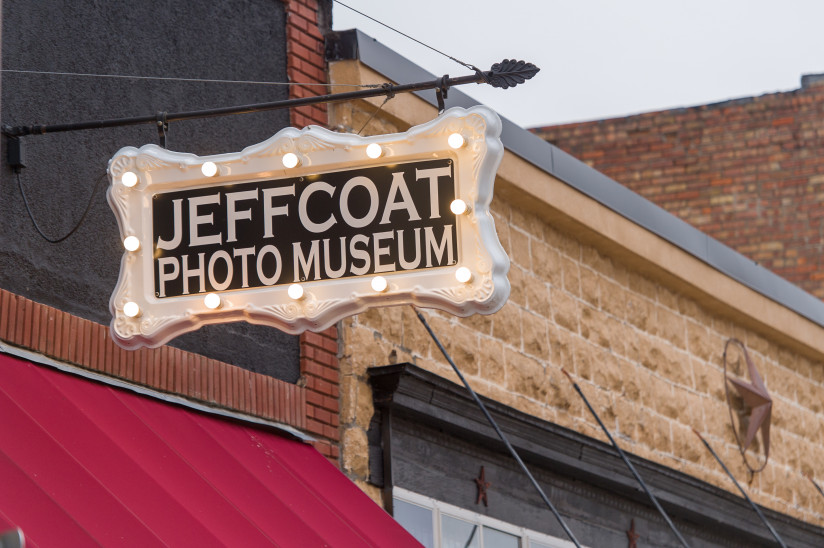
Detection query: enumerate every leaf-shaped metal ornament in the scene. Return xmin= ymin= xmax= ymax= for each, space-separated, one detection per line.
xmin=486 ymin=59 xmax=540 ymax=89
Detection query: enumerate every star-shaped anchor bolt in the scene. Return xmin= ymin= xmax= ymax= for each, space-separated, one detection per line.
xmin=626 ymin=519 xmax=640 ymax=548
xmin=725 ymin=340 xmax=772 ymax=461
xmin=474 ymin=466 xmax=490 ymax=507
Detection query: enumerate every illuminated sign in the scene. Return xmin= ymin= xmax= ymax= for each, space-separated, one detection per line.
xmin=107 ymin=106 xmax=509 ymax=349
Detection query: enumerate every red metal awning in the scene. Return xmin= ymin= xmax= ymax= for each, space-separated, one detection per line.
xmin=0 ymin=352 xmax=420 ymax=547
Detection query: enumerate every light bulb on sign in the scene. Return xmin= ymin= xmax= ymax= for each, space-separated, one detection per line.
xmin=204 ymin=293 xmax=221 ymax=309
xmin=201 ymin=161 xmax=218 ymax=177
xmin=450 ymin=199 xmax=468 ymax=215
xmin=371 ymin=276 xmax=388 ymax=293
xmin=123 ymin=236 xmax=140 ymax=251
xmin=121 ymin=171 xmax=138 ymax=187
xmin=366 ymin=143 xmax=383 ymax=159
xmin=455 ymin=267 xmax=473 ymax=283
xmin=282 ymin=152 xmax=300 ymax=168
xmin=448 ymin=133 xmax=465 ymax=149
xmin=288 ymin=283 xmax=304 ymax=300
xmin=123 ymin=301 xmax=140 ymax=318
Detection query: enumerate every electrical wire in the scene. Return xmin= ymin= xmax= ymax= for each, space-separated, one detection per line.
xmin=16 ymin=170 xmax=105 ymax=243
xmin=1 ymin=69 xmax=380 ymax=88
xmin=333 ymin=0 xmax=485 ymax=75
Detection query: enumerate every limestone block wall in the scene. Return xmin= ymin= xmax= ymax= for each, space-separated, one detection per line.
xmin=330 ymin=96 xmax=824 ymax=526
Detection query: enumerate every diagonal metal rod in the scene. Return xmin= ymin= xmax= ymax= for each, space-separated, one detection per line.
xmin=1 ymin=60 xmax=538 ymax=138
xmin=693 ymin=429 xmax=787 ymax=547
xmin=561 ymin=369 xmax=691 ymax=548
xmin=807 ymin=474 xmax=824 ymax=503
xmin=413 ymin=307 xmax=581 ymax=547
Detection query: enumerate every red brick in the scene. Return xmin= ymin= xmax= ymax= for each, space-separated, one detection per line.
xmin=322 ymin=424 xmax=339 ymax=440
xmin=38 ymin=304 xmax=51 ymax=354
xmin=52 ymin=309 xmax=63 ymax=360
xmin=98 ymin=325 xmax=109 ymax=374
xmin=319 ymin=365 xmax=339 ymax=384
xmin=313 ymin=407 xmax=332 ymax=425
xmin=323 ymin=395 xmax=339 ymax=413
xmin=313 ymin=350 xmax=337 ymax=368
xmin=302 ymin=331 xmax=325 ymax=348
xmin=320 ymin=336 xmax=338 ymax=354
xmin=0 ymin=291 xmax=11 ymax=341
xmin=306 ymin=417 xmax=325 ymax=435
xmin=29 ymin=302 xmax=41 ymax=352
xmin=276 ymin=378 xmax=285 ymax=422
xmin=306 ymin=390 xmax=325 ymax=407
xmin=14 ymin=296 xmax=26 ymax=346
xmin=308 ymin=376 xmax=334 ymax=395
xmin=22 ymin=297 xmax=34 ymax=348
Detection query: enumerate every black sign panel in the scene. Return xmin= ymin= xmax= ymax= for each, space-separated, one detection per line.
xmin=152 ymin=159 xmax=458 ymax=298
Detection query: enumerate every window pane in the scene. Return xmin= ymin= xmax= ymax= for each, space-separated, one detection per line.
xmin=393 ymin=498 xmax=434 ymax=548
xmin=442 ymin=514 xmax=480 ymax=548
xmin=483 ymin=527 xmax=520 ymax=548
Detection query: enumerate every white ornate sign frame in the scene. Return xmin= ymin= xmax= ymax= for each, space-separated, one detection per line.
xmin=107 ymin=106 xmax=510 ymax=349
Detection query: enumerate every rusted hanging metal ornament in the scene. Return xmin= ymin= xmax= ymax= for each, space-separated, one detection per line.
xmin=723 ymin=338 xmax=772 ymax=474
xmin=474 ymin=466 xmax=491 ymax=507
xmin=626 ymin=519 xmax=640 ymax=548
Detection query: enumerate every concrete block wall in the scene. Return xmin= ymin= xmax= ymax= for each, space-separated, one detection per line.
xmin=332 ymin=98 xmax=824 ymax=525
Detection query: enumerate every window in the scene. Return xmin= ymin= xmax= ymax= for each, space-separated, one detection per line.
xmin=393 ymin=488 xmax=578 ymax=548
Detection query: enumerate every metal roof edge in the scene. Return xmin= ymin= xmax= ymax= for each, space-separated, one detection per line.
xmin=0 ymin=342 xmax=313 ymax=442
xmin=329 ymin=29 xmax=824 ymax=330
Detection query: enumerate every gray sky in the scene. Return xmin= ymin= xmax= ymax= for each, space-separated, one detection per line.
xmin=332 ymin=0 xmax=824 ymax=128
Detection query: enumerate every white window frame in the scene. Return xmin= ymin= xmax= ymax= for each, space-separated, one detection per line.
xmin=393 ymin=487 xmax=582 ymax=548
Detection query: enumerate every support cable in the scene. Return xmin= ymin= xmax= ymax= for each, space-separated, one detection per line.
xmin=356 ymin=92 xmax=393 ymax=135
xmin=693 ymin=429 xmax=787 ymax=547
xmin=413 ymin=307 xmax=582 ymax=547
xmin=807 ymin=474 xmax=824 ymax=504
xmin=1 ymin=68 xmax=381 ymax=88
xmin=16 ymin=171 xmax=105 ymax=243
xmin=561 ymin=369 xmax=690 ymax=547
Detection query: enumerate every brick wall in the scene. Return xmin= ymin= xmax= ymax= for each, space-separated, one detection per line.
xmin=533 ymin=78 xmax=824 ymax=299
xmin=0 ymin=288 xmax=307 ymax=429
xmin=330 ymin=97 xmax=824 ymax=524
xmin=284 ymin=0 xmax=340 ymax=463
xmin=285 ymin=0 xmax=329 ymax=128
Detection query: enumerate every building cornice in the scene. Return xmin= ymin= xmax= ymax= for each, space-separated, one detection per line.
xmin=369 ymin=363 xmax=824 ymax=546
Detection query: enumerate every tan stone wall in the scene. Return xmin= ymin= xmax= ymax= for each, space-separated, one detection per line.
xmin=329 ymin=81 xmax=824 ymax=527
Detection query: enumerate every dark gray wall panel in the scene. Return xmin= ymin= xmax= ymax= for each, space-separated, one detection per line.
xmin=2 ymin=0 xmax=299 ymax=380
